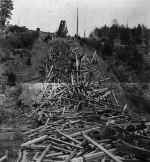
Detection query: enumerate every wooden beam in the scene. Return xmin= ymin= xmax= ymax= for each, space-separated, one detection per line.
xmin=21 ymin=135 xmax=48 ymax=147
xmin=83 ymin=133 xmax=123 ymax=162
xmin=56 ymin=129 xmax=82 ymax=145
xmin=36 ymin=144 xmax=51 ymax=162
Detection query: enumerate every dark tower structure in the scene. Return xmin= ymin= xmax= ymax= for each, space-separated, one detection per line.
xmin=57 ymin=20 xmax=68 ymax=37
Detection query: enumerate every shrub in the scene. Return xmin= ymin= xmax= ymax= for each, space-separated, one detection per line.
xmin=0 ymin=109 xmax=10 ymax=124
xmin=6 ymin=71 xmax=16 ymax=86
xmin=101 ymin=41 xmax=113 ymax=57
xmin=19 ymin=31 xmax=38 ymax=49
xmin=7 ymin=31 xmax=38 ymax=49
xmin=115 ymin=46 xmax=144 ymax=72
xmin=8 ymin=25 xmax=28 ymax=33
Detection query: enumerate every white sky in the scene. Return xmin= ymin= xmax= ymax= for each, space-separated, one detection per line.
xmin=11 ymin=0 xmax=150 ymax=36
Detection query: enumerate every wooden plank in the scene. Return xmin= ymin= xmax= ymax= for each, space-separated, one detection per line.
xmin=56 ymin=129 xmax=82 ymax=145
xmin=83 ymin=133 xmax=123 ymax=162
xmin=71 ymin=126 xmax=101 ymax=137
xmin=52 ymin=145 xmax=72 ymax=153
xmin=0 ymin=154 xmax=8 ymax=162
xmin=21 ymin=150 xmax=28 ymax=162
xmin=21 ymin=135 xmax=48 ymax=147
xmin=16 ymin=150 xmax=23 ymax=162
xmin=23 ymin=125 xmax=46 ymax=135
xmin=83 ymin=148 xmax=116 ymax=162
xmin=48 ymin=136 xmax=82 ymax=149
xmin=112 ymin=90 xmax=119 ymax=105
xmin=26 ymin=144 xmax=72 ymax=153
xmin=45 ymin=152 xmax=63 ymax=158
xmin=36 ymin=144 xmax=51 ymax=162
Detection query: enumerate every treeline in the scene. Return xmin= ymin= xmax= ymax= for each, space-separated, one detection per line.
xmin=84 ymin=23 xmax=150 ymax=83
xmin=90 ymin=23 xmax=150 ymax=45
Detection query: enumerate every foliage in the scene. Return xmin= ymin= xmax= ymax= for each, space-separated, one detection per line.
xmin=6 ymin=71 xmax=16 ymax=86
xmin=19 ymin=31 xmax=39 ymax=48
xmin=90 ymin=23 xmax=149 ymax=45
xmin=7 ymin=31 xmax=39 ymax=49
xmin=115 ymin=46 xmax=144 ymax=72
xmin=0 ymin=0 xmax=14 ymax=25
xmin=78 ymin=38 xmax=102 ymax=51
xmin=88 ymin=21 xmax=149 ymax=83
xmin=101 ymin=40 xmax=113 ymax=57
xmin=0 ymin=108 xmax=11 ymax=124
xmin=8 ymin=25 xmax=28 ymax=33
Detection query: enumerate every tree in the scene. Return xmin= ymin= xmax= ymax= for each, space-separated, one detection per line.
xmin=120 ymin=26 xmax=131 ymax=44
xmin=0 ymin=0 xmax=14 ymax=26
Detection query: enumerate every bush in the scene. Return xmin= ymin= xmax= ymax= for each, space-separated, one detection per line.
xmin=6 ymin=34 xmax=22 ymax=48
xmin=115 ymin=46 xmax=144 ymax=72
xmin=20 ymin=31 xmax=38 ymax=48
xmin=0 ymin=109 xmax=10 ymax=124
xmin=101 ymin=41 xmax=113 ymax=57
xmin=7 ymin=31 xmax=38 ymax=49
xmin=8 ymin=25 xmax=28 ymax=33
xmin=6 ymin=72 xmax=16 ymax=86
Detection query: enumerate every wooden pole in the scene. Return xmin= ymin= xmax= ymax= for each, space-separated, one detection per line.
xmin=36 ymin=144 xmax=51 ymax=162
xmin=83 ymin=133 xmax=123 ymax=162
xmin=21 ymin=135 xmax=48 ymax=147
xmin=76 ymin=8 xmax=79 ymax=37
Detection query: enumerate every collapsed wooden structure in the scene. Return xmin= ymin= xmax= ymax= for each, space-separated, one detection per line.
xmin=16 ymin=48 xmax=150 ymax=162
xmin=16 ymin=81 xmax=150 ymax=162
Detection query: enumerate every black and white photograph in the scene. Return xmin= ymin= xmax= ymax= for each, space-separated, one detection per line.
xmin=0 ymin=0 xmax=150 ymax=161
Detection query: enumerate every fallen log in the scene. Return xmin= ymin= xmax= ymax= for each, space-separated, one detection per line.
xmin=27 ymin=144 xmax=72 ymax=153
xmin=70 ymin=126 xmax=102 ymax=137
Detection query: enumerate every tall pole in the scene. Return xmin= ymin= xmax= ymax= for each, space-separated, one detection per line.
xmin=76 ymin=8 xmax=79 ymax=37
xmin=84 ymin=30 xmax=86 ymax=38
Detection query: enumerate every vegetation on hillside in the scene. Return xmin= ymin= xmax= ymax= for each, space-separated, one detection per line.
xmin=6 ymin=26 xmax=39 ymax=49
xmin=87 ymin=23 xmax=150 ymax=83
xmin=0 ymin=25 xmax=40 ymax=86
xmin=0 ymin=0 xmax=14 ymax=26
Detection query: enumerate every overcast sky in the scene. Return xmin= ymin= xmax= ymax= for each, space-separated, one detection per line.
xmin=11 ymin=0 xmax=150 ymax=36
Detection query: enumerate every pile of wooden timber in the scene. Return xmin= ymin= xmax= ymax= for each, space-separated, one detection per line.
xmin=17 ymin=81 xmax=150 ymax=162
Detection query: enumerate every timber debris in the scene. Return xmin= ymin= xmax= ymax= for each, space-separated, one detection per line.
xmin=17 ymin=50 xmax=150 ymax=162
